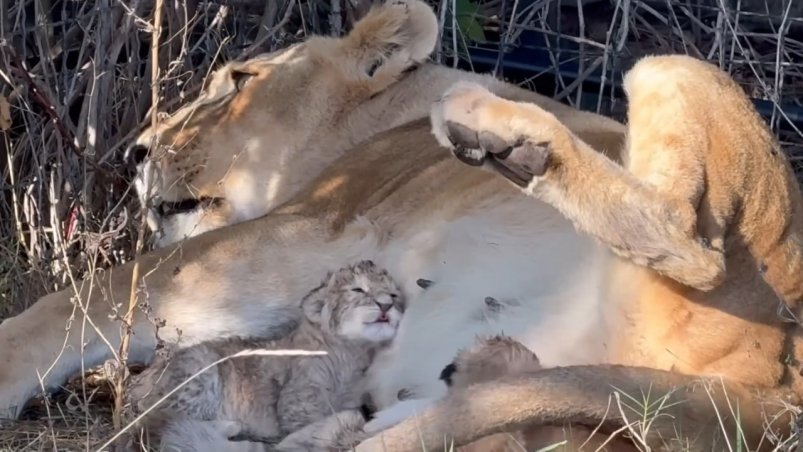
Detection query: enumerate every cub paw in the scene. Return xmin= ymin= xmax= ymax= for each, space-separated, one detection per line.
xmin=430 ymin=82 xmax=553 ymax=187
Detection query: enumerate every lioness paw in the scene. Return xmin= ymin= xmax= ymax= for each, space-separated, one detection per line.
xmin=431 ymin=82 xmax=554 ymax=187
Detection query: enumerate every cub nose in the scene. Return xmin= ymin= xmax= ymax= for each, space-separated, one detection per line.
xmin=375 ymin=301 xmax=392 ymax=313
xmin=124 ymin=144 xmax=150 ymax=167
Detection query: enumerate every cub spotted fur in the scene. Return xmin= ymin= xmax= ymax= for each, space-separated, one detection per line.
xmin=127 ymin=260 xmax=403 ymax=449
xmin=444 ymin=335 xmax=638 ymax=452
xmin=157 ymin=412 xmax=369 ymax=452
xmin=439 ymin=333 xmax=543 ymax=390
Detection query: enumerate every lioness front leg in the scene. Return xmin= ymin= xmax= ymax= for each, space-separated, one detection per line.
xmin=430 ymin=82 xmax=725 ymax=292
xmin=0 ymin=214 xmax=365 ymax=419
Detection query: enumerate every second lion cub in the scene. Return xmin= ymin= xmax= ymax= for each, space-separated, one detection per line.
xmin=443 ymin=334 xmax=639 ymax=452
xmin=127 ymin=260 xmax=405 ymax=447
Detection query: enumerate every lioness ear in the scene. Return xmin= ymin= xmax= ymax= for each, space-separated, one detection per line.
xmin=308 ymin=0 xmax=438 ymax=92
xmin=192 ymin=60 xmax=260 ymax=109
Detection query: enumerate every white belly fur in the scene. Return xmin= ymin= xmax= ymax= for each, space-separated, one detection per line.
xmin=364 ymin=197 xmax=611 ymax=409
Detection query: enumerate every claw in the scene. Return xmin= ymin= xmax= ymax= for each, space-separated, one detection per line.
xmin=494 ymin=146 xmax=513 ymax=160
xmin=486 ymin=140 xmax=552 ymax=187
xmin=445 ymin=121 xmax=480 ymax=149
xmin=453 ymin=146 xmax=486 ymax=166
xmin=478 ymin=131 xmax=515 ymax=157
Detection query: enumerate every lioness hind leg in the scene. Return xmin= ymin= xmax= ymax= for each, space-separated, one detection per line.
xmin=430 ymin=68 xmax=726 ymax=292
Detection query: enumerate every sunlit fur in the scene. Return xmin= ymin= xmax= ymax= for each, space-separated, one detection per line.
xmin=2 ymin=1 xmax=800 ymax=451
xmin=356 ymin=56 xmax=803 ymax=451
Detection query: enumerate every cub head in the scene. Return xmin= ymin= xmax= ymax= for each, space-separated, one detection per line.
xmin=440 ymin=334 xmax=542 ymax=389
xmin=302 ymin=260 xmax=405 ymax=343
xmin=125 ymin=0 xmax=438 ymax=248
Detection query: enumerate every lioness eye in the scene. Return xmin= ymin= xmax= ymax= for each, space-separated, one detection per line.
xmin=390 ymin=293 xmax=399 ymax=299
xmin=351 ymin=288 xmax=365 ymax=294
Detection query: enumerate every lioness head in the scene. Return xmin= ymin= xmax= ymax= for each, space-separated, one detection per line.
xmin=125 ymin=0 xmax=438 ymax=248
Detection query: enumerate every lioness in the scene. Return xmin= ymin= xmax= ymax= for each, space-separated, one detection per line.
xmin=355 ymin=56 xmax=803 ymax=451
xmin=0 ymin=0 xmax=799 ymax=450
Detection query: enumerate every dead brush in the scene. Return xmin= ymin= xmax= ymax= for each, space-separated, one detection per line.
xmin=0 ymin=0 xmax=373 ymax=449
xmin=1 ymin=0 xmax=802 ymax=450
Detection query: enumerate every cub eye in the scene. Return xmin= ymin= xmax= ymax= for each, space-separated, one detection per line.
xmin=351 ymin=288 xmax=365 ymax=294
xmin=390 ymin=293 xmax=399 ymax=299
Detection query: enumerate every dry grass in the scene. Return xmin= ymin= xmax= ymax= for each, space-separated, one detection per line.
xmin=0 ymin=368 xmax=119 ymax=451
xmin=0 ymin=1 xmax=376 ymax=448
xmin=455 ymin=0 xmax=803 ymax=176
xmin=1 ymin=0 xmax=802 ymax=450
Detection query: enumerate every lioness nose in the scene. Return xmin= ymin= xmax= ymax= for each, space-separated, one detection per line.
xmin=375 ymin=301 xmax=392 ymax=313
xmin=124 ymin=144 xmax=150 ymax=167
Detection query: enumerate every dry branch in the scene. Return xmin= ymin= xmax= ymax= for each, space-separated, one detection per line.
xmin=0 ymin=0 xmax=801 ymax=450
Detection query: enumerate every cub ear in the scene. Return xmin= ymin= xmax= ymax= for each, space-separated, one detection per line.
xmin=308 ymin=0 xmax=438 ymax=92
xmin=301 ymin=294 xmax=325 ymax=324
xmin=301 ymin=273 xmax=333 ymax=324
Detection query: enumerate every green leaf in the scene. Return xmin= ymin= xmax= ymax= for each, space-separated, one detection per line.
xmin=454 ymin=0 xmax=486 ymax=43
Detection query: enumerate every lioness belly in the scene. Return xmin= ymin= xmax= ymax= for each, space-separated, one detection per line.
xmin=367 ymin=197 xmax=610 ymax=408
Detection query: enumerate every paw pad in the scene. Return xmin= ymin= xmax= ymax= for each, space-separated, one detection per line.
xmin=444 ymin=119 xmax=552 ymax=187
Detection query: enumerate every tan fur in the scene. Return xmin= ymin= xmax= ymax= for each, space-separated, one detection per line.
xmin=0 ymin=1 xmax=799 ymax=451
xmin=0 ymin=0 xmax=624 ymax=419
xmin=356 ymin=56 xmax=803 ymax=451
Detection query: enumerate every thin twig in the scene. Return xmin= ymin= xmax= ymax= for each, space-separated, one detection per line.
xmin=110 ymin=0 xmax=164 ymax=436
xmin=0 ymin=43 xmax=120 ymax=182
xmin=241 ymin=0 xmax=297 ymax=59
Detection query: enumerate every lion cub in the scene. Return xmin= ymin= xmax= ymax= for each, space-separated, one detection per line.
xmin=127 ymin=260 xmax=405 ymax=446
xmin=443 ymin=334 xmax=637 ymax=452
